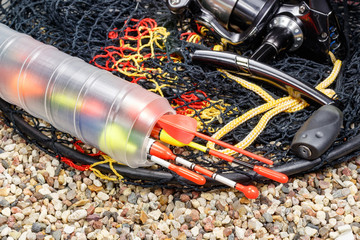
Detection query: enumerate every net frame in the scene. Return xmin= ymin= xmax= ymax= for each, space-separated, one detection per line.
xmin=0 ymin=0 xmax=359 ymax=189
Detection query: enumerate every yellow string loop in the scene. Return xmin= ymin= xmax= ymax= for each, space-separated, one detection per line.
xmin=207 ymin=55 xmax=342 ymax=155
xmin=89 ymin=155 xmax=124 ymax=181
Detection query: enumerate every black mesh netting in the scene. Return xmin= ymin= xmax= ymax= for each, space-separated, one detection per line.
xmin=0 ymin=0 xmax=359 ymax=189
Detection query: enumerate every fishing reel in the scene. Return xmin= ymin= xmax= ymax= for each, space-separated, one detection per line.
xmin=167 ymin=0 xmax=346 ymax=62
xmin=168 ymin=0 xmax=347 ymax=161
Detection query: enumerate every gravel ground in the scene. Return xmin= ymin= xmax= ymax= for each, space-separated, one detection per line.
xmin=0 ymin=121 xmax=359 ymax=240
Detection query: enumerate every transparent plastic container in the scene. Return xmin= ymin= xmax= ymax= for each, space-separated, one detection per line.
xmin=0 ymin=23 xmax=175 ymax=167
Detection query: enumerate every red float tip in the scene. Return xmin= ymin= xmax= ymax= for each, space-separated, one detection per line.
xmin=149 ymin=141 xmax=176 ymax=161
xmin=157 ymin=114 xmax=273 ymax=165
xmin=235 ymin=183 xmax=259 ymax=199
xmin=253 ymin=166 xmax=288 ymax=183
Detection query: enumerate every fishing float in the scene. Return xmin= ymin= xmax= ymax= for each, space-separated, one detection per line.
xmin=147 ymin=139 xmax=259 ymax=198
xmin=151 ymin=126 xmax=288 ymax=183
xmin=148 ymin=154 xmax=206 ymax=186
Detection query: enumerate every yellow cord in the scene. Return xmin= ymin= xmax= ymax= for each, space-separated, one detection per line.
xmin=89 ymin=154 xmax=124 ymax=181
xmin=207 ymin=55 xmax=342 ymax=155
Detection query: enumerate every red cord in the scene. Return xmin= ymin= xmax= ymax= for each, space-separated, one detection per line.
xmin=59 ymin=156 xmax=90 ymax=171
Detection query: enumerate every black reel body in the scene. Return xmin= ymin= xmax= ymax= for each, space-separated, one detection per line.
xmin=167 ymin=0 xmax=347 ymax=62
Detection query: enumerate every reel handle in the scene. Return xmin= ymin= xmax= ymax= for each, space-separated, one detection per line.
xmin=291 ymin=105 xmax=343 ymax=160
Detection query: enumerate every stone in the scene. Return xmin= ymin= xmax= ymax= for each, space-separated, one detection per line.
xmin=190 ymin=226 xmax=199 ymax=237
xmin=190 ymin=209 xmax=200 ymax=222
xmin=46 ymin=215 xmax=57 ymax=223
xmin=338 ymin=225 xmax=352 ymax=233
xmin=0 ymin=188 xmax=9 ymax=197
xmin=201 ymin=193 xmax=213 ymax=201
xmin=86 ymin=205 xmax=96 ymax=215
xmin=68 ymin=209 xmax=88 ymax=222
xmin=128 ymin=192 xmax=137 ymax=204
xmin=335 ymin=230 xmax=354 ymax=240
xmin=86 ymin=214 xmax=100 ymax=221
xmin=93 ymin=180 xmax=102 ymax=187
xmin=106 ymin=181 xmax=114 ymax=191
xmin=14 ymin=213 xmax=25 ymax=221
xmin=180 ymin=194 xmax=190 ymax=202
xmin=33 ymin=192 xmax=44 ymax=200
xmin=1 ymin=207 xmax=11 ymax=217
xmin=72 ymin=199 xmax=90 ymax=208
xmin=159 ymin=195 xmax=168 ymax=206
xmin=344 ymin=215 xmax=354 ymax=224
xmin=63 ymin=226 xmax=75 ymax=234
xmin=26 ymin=232 xmax=37 ymax=240
xmin=4 ymin=144 xmax=16 ymax=152
xmin=83 ymin=178 xmax=92 ymax=186
xmin=281 ymin=186 xmax=290 ymax=194
xmin=6 ymin=230 xmax=21 ymax=240
xmin=122 ymin=188 xmax=131 ymax=197
xmin=31 ymin=223 xmax=47 ymax=233
xmin=215 ymin=200 xmax=226 ymax=211
xmin=45 ymin=225 xmax=51 ymax=234
xmin=158 ymin=221 xmax=170 ymax=233
xmin=36 ymin=174 xmax=45 ymax=185
xmin=0 ymin=226 xmax=10 ymax=236
xmin=0 ymin=216 xmax=7 ymax=225
xmin=222 ymin=215 xmax=231 ymax=224
xmin=97 ymin=192 xmax=109 ymax=201
xmin=52 ymin=230 xmax=61 ymax=240
xmin=248 ymin=219 xmax=263 ymax=231
xmin=148 ymin=209 xmax=162 ymax=221
xmin=305 ymin=226 xmax=318 ymax=237
xmin=263 ymin=213 xmax=273 ymax=223
xmin=213 ymin=227 xmax=224 ymax=239
xmin=140 ymin=211 xmax=148 ymax=224
xmin=1 ymin=160 xmax=9 ymax=169
xmin=203 ymin=222 xmax=214 ymax=232
xmin=61 ymin=210 xmax=71 ymax=223
xmin=0 ymin=199 xmax=9 ymax=208
xmin=319 ymin=181 xmax=331 ymax=189
xmin=170 ymin=229 xmax=179 ymax=238
xmin=66 ymin=190 xmax=77 ymax=200
xmin=319 ymin=227 xmax=330 ymax=238
xmin=88 ymin=185 xmax=103 ymax=192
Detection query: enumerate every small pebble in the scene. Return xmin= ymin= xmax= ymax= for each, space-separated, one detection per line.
xmin=66 ymin=189 xmax=77 ymax=200
xmin=97 ymin=192 xmax=109 ymax=201
xmin=263 ymin=213 xmax=273 ymax=223
xmin=68 ymin=209 xmax=87 ymax=222
xmin=31 ymin=223 xmax=47 ymax=233
xmin=63 ymin=226 xmax=75 ymax=234
xmin=128 ymin=192 xmax=137 ymax=204
xmin=305 ymin=226 xmax=318 ymax=237
xmin=52 ymin=230 xmax=62 ymax=240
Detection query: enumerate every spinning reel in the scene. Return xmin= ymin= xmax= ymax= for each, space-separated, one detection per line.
xmin=168 ymin=0 xmax=346 ymax=62
xmin=167 ymin=0 xmax=347 ymax=160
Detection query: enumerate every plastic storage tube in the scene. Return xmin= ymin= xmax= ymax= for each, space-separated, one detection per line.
xmin=0 ymin=23 xmax=175 ymax=168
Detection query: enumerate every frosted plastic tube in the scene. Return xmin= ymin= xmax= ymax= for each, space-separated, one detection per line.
xmin=0 ymin=23 xmax=175 ymax=168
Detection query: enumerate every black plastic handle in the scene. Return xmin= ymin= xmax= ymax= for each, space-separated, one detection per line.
xmin=191 ymin=50 xmax=336 ymax=106
xmin=291 ymin=105 xmax=343 ymax=160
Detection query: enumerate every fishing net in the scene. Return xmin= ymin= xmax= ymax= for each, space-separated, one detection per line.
xmin=0 ymin=0 xmax=359 ymax=189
